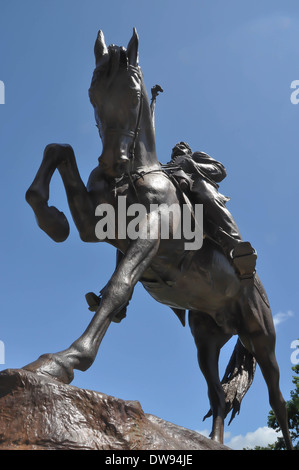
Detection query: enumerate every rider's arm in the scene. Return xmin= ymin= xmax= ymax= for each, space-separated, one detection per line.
xmin=192 ymin=151 xmax=227 ymax=182
xmin=150 ymin=85 xmax=163 ymax=129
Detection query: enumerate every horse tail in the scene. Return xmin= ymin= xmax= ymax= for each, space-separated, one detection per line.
xmin=222 ymin=339 xmax=256 ymax=424
xmin=204 ymin=338 xmax=256 ymax=424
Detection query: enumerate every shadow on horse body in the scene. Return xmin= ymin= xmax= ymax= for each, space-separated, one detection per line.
xmin=24 ymin=29 xmax=293 ymax=449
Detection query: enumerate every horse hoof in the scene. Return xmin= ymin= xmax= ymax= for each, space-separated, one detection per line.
xmin=26 ymin=187 xmax=70 ymax=243
xmin=37 ymin=206 xmax=70 ymax=242
xmin=23 ymin=353 xmax=74 ymax=384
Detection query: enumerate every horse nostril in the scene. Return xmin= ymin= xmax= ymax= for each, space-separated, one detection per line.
xmin=98 ymin=160 xmax=107 ymax=170
xmin=116 ymin=156 xmax=130 ymax=175
xmin=119 ymin=156 xmax=130 ymax=164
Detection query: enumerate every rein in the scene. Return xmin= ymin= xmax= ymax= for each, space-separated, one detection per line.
xmin=126 ymin=91 xmax=144 ymax=200
xmin=129 ymin=92 xmax=144 ymax=165
xmin=99 ymin=68 xmax=159 ymax=199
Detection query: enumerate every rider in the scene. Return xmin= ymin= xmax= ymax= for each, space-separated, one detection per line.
xmin=168 ymin=141 xmax=257 ymax=282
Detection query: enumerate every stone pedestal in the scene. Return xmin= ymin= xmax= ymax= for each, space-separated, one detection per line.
xmin=0 ymin=368 xmax=230 ymax=450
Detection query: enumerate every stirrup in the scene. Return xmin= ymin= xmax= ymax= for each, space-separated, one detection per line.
xmin=85 ymin=292 xmax=100 ymax=312
xmin=230 ymin=242 xmax=257 ymax=284
xmin=85 ymin=291 xmax=127 ymax=323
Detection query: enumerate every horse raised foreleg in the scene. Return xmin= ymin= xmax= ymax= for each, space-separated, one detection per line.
xmin=56 ymin=147 xmax=99 ymax=242
xmin=24 ymin=215 xmax=161 ymax=383
xmin=26 ymin=144 xmax=72 ymax=242
xmin=26 ymin=143 xmax=99 ymax=243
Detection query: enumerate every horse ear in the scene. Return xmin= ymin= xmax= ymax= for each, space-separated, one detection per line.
xmin=127 ymin=27 xmax=139 ymax=66
xmin=94 ymin=30 xmax=108 ymax=65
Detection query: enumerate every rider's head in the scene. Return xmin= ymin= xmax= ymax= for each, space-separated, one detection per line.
xmin=171 ymin=142 xmax=192 ymax=160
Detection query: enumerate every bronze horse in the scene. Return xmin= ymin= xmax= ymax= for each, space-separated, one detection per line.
xmin=24 ymin=29 xmax=293 ymax=449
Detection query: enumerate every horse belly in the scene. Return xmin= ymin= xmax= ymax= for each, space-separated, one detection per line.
xmin=141 ymin=248 xmax=240 ymax=314
xmin=141 ymin=274 xmax=231 ymax=313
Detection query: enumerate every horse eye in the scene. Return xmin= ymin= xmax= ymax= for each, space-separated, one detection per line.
xmin=130 ymin=90 xmax=140 ymax=108
xmin=132 ymin=96 xmax=139 ymax=107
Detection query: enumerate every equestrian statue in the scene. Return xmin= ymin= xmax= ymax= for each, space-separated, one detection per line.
xmin=24 ymin=29 xmax=293 ymax=449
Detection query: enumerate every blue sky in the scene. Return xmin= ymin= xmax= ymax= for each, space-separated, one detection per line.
xmin=0 ymin=1 xmax=298 ymax=449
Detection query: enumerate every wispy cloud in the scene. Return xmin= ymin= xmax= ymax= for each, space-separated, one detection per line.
xmin=273 ymin=310 xmax=294 ymax=328
xmin=247 ymin=15 xmax=292 ymax=35
xmin=197 ymin=427 xmax=281 ymax=449
xmin=224 ymin=426 xmax=282 ymax=450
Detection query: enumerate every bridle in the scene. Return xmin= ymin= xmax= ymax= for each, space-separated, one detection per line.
xmin=97 ymin=66 xmax=144 ymax=176
xmin=128 ymin=91 xmax=143 ymax=166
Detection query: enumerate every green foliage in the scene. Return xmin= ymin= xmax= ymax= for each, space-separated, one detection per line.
xmin=252 ymin=359 xmax=299 ymax=450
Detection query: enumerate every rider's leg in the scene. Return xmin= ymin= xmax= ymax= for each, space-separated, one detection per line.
xmin=191 ymin=178 xmax=241 ymax=247
xmin=190 ymin=178 xmax=257 ymax=280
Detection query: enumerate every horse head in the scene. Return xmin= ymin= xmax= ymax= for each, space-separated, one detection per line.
xmin=89 ymin=29 xmax=157 ymax=179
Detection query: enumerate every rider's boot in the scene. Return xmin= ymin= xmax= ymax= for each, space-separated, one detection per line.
xmin=213 ymin=227 xmax=257 ymax=283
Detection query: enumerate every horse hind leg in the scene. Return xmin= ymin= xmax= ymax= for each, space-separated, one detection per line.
xmin=241 ymin=331 xmax=293 ymax=449
xmin=189 ymin=310 xmax=232 ymax=444
xmin=239 ymin=284 xmax=293 ymax=450
xmin=262 ymin=353 xmax=293 ymax=450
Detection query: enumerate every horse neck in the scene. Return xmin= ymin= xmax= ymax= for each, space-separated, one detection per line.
xmin=130 ymin=87 xmax=160 ymax=173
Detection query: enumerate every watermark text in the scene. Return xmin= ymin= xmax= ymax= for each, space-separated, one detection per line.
xmin=0 ymin=340 xmax=5 ymax=364
xmin=290 ymin=339 xmax=299 ymax=365
xmin=290 ymin=80 xmax=299 ymax=104
xmin=0 ymin=80 xmax=4 ymax=104
xmin=95 ymin=197 xmax=203 ymax=250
